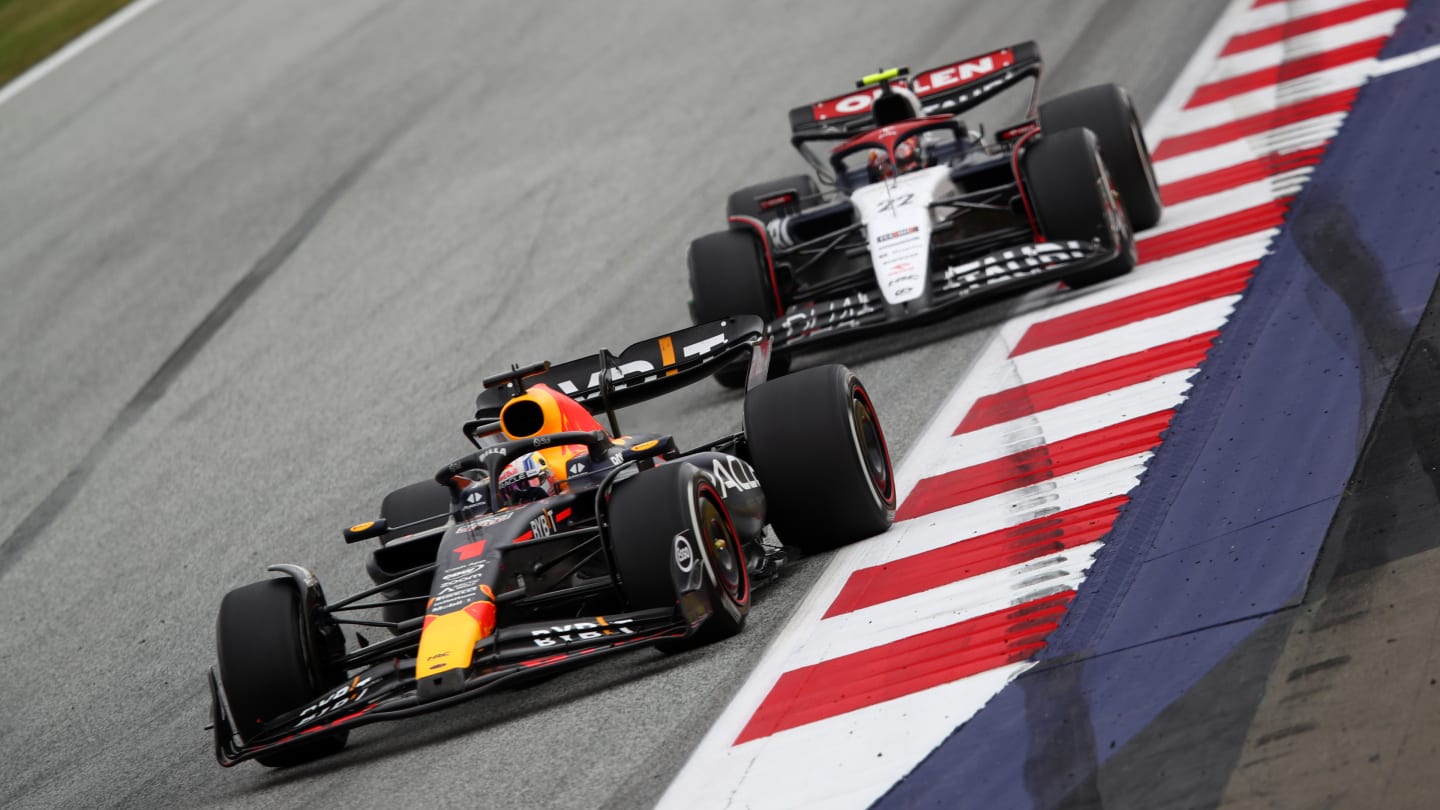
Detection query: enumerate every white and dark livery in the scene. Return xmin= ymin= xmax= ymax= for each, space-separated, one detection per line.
xmin=689 ymin=42 xmax=1163 ymax=386
xmin=207 ymin=318 xmax=895 ymax=767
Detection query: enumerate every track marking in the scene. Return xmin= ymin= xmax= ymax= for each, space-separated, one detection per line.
xmin=660 ymin=1 xmax=1413 ymax=806
xmin=1373 ymin=41 xmax=1440 ymax=73
xmin=0 ymin=0 xmax=169 ymax=109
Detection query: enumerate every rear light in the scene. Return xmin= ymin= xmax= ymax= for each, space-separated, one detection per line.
xmin=758 ymin=192 xmax=798 ymax=212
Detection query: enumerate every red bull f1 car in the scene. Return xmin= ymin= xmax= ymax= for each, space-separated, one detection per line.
xmin=689 ymin=42 xmax=1164 ymax=386
xmin=208 ymin=317 xmax=895 ymax=767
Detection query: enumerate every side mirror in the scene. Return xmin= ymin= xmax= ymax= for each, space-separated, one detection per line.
xmin=342 ymin=518 xmax=388 ymax=543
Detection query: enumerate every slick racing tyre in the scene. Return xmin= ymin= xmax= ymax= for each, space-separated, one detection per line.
xmin=1023 ymin=127 xmax=1137 ymax=289
xmin=1039 ymin=84 xmax=1163 ymax=230
xmin=726 ymin=174 xmax=819 ymax=223
xmin=744 ymin=364 xmax=895 ymax=551
xmin=688 ymin=229 xmax=789 ymax=388
xmin=608 ymin=461 xmax=750 ymax=651
xmin=216 ymin=577 xmax=348 ymax=767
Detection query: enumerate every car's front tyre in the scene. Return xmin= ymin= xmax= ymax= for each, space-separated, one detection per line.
xmin=607 ymin=461 xmax=751 ymax=651
xmin=216 ymin=577 xmax=348 ymax=767
xmin=1023 ymin=127 xmax=1137 ymax=289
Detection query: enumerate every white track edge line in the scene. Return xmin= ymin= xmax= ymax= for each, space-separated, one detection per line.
xmin=0 ymin=0 xmax=169 ymax=109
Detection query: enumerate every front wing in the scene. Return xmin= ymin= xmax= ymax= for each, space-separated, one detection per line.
xmin=771 ymin=239 xmax=1111 ymax=350
xmin=209 ymin=604 xmax=698 ymax=766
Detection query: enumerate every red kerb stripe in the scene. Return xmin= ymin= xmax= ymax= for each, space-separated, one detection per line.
xmin=1161 ymin=145 xmax=1327 ymax=206
xmin=826 ymin=497 xmax=1127 ymax=618
xmin=959 ymin=332 xmax=1217 ymax=434
xmin=895 ymin=411 xmax=1173 ymax=521
xmin=1012 ymin=262 xmax=1255 ymax=357
xmin=736 ymin=591 xmax=1075 ymax=744
xmin=1137 ymin=197 xmax=1293 ymax=264
xmin=1222 ymin=0 xmax=1408 ymax=56
xmin=1151 ymin=88 xmax=1358 ymax=160
xmin=1188 ymin=36 xmax=1388 ymax=108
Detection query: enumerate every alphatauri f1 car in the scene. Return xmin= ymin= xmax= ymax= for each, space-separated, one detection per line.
xmin=689 ymin=42 xmax=1163 ymax=385
xmin=208 ymin=317 xmax=895 ymax=767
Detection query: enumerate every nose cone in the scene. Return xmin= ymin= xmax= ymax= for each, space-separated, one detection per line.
xmin=415 ymin=600 xmax=496 ymax=702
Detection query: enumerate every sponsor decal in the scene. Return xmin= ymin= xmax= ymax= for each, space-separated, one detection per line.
xmin=431 ymin=558 xmax=490 ymax=614
xmin=711 ymin=458 xmax=760 ymax=498
xmin=529 ymin=511 xmax=556 ymax=540
xmin=552 ymin=333 xmax=728 ymax=398
xmin=922 ymin=75 xmax=1011 ymax=115
xmin=997 ymin=122 xmax=1040 ymax=142
xmin=808 ymin=50 xmax=1015 ymax=121
xmin=876 ymin=226 xmax=920 ymax=244
xmin=876 ymin=240 xmax=925 ymax=272
xmin=457 ymin=511 xmax=516 ymax=532
xmin=910 ymin=50 xmax=1015 ymax=97
xmin=531 ymin=617 xmax=635 ymax=648
xmin=941 ymin=241 xmax=1089 ymax=292
xmin=674 ymin=535 xmax=696 ymax=573
xmin=779 ymin=292 xmax=880 ymax=341
xmin=679 ymin=333 xmax=727 ymax=358
xmin=811 ymin=80 xmax=909 ymax=120
xmin=296 ymin=675 xmax=377 ymax=727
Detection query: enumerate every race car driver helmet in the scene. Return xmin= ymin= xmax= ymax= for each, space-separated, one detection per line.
xmin=894 ymin=140 xmax=924 ymax=174
xmin=498 ymin=452 xmax=555 ymax=505
xmin=867 ymin=149 xmax=895 ymax=182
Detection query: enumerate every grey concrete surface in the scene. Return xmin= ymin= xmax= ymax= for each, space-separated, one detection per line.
xmin=1219 ymin=549 xmax=1440 ymax=810
xmin=0 ymin=1 xmax=1228 ymax=807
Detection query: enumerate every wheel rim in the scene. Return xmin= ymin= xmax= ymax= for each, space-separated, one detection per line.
xmin=849 ymin=385 xmax=895 ymax=506
xmin=1129 ymin=114 xmax=1160 ymax=200
xmin=696 ymin=486 xmax=747 ymax=604
xmin=1094 ymin=147 xmax=1134 ymax=249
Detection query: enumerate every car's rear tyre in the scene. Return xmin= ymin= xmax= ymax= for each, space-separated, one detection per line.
xmin=688 ymin=229 xmax=789 ymax=388
xmin=744 ymin=365 xmax=895 ymax=552
xmin=216 ymin=577 xmax=348 ymax=767
xmin=608 ymin=462 xmax=750 ymax=651
xmin=1039 ymin=84 xmax=1162 ymax=230
xmin=1023 ymin=127 xmax=1137 ymax=289
xmin=726 ymin=174 xmax=819 ymax=223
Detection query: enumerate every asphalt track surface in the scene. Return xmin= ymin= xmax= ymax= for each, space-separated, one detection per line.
xmin=0 ymin=2 xmax=1231 ymax=807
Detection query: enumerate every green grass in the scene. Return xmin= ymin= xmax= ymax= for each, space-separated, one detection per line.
xmin=0 ymin=0 xmax=138 ymax=88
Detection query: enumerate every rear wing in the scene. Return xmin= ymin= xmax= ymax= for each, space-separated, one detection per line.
xmin=473 ymin=316 xmax=770 ymax=421
xmin=788 ymin=42 xmax=1043 ymax=143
